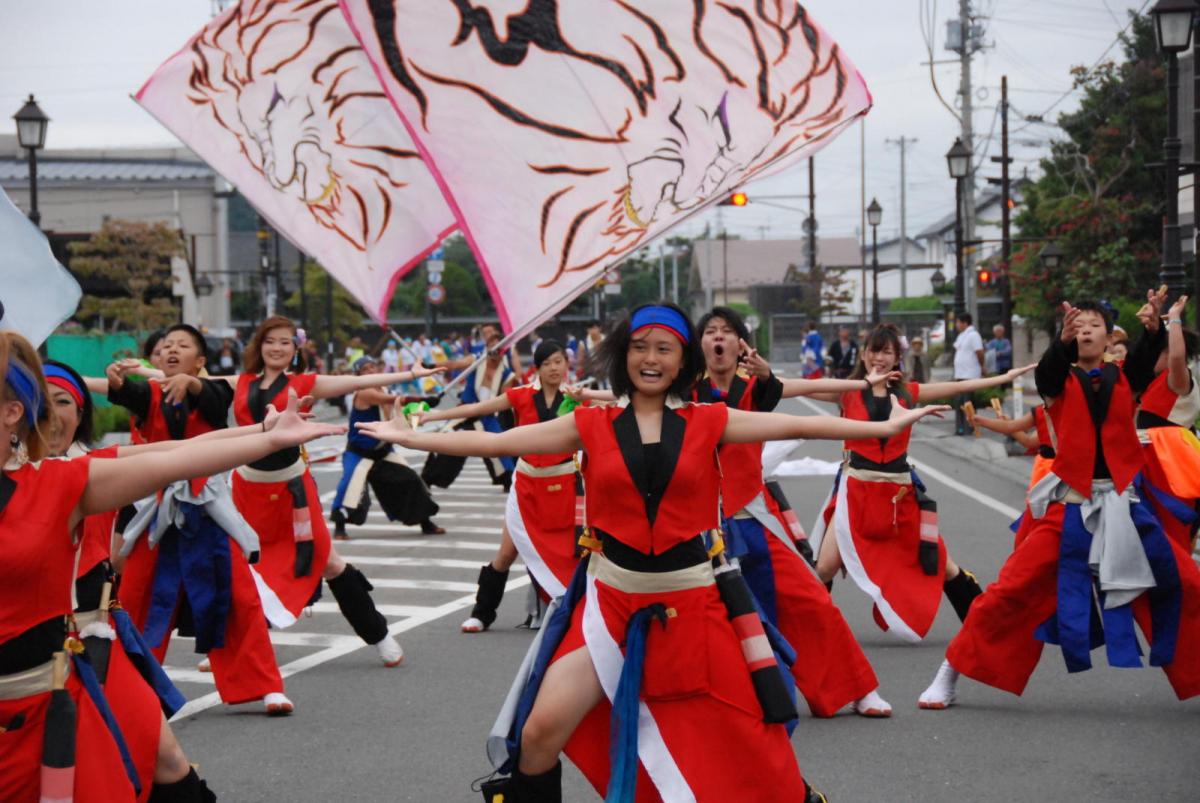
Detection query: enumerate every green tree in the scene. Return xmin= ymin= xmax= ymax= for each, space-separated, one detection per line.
xmin=1009 ymin=13 xmax=1164 ymax=334
xmin=287 ymin=260 xmax=364 ymax=351
xmin=790 ymin=262 xmax=854 ymax=321
xmin=68 ymin=220 xmax=185 ymax=332
xmin=389 ymin=261 xmax=486 ymax=317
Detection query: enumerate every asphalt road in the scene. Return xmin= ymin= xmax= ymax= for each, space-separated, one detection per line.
xmin=163 ymin=397 xmax=1199 ymax=802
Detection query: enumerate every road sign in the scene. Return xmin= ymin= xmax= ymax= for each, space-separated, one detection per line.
xmin=427 ymin=283 xmax=446 ymax=305
xmin=427 ymin=259 xmax=444 ymax=285
xmin=429 ymin=247 xmax=445 ymax=261
xmin=745 ymin=314 xmax=760 ymax=332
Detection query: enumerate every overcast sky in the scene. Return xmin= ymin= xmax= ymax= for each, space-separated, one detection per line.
xmin=0 ymin=1 xmax=1149 ymax=247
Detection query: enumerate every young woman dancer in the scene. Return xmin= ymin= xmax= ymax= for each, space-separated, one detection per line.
xmin=357 ymin=303 xmax=947 ymax=802
xmin=919 ymin=298 xmax=1200 ymax=709
xmin=690 ymin=307 xmax=898 ymax=719
xmin=809 ymin=324 xmax=1033 ymax=642
xmin=224 ymin=316 xmax=444 ymax=667
xmin=440 ymin=330 xmax=518 ymax=490
xmin=105 ymin=324 xmax=296 ymax=715
xmin=419 ymin=341 xmax=581 ymax=633
xmin=329 ymin=355 xmax=446 ymax=542
xmin=0 ymin=332 xmax=340 ymax=802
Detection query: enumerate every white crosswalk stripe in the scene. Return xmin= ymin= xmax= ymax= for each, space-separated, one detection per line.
xmin=164 ymin=464 xmax=536 ymax=720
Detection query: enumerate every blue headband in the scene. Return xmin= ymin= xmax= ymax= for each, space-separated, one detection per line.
xmin=630 ymin=306 xmax=690 ymax=344
xmin=43 ymin=364 xmax=87 ymax=407
xmin=5 ymin=360 xmax=44 ymax=428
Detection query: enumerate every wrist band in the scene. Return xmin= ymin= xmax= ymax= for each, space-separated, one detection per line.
xmin=1169 ymin=318 xmax=1183 ymax=326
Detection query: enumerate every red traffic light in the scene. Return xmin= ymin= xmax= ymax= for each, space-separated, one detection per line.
xmin=721 ymin=191 xmax=749 ymax=207
xmin=976 ymin=268 xmax=993 ymax=288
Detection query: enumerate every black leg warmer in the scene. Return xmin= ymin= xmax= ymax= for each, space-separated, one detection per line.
xmin=148 ymin=768 xmax=217 ymax=803
xmin=327 ymin=563 xmax=388 ymax=645
xmin=331 ymin=508 xmax=347 ymax=536
xmin=805 ymin=778 xmax=830 ymax=803
xmin=512 ymin=761 xmax=561 ymax=803
xmin=944 ymin=568 xmax=984 ymax=622
xmin=470 ymin=564 xmax=510 ymax=629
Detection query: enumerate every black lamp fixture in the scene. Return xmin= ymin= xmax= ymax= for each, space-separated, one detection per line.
xmin=866 ymin=197 xmax=883 ymax=228
xmin=930 ymin=268 xmax=947 ymax=293
xmin=13 ymin=94 xmax=49 ymax=227
xmin=1152 ymin=0 xmax=1196 ymax=53
xmin=945 ymin=137 xmax=971 ymax=180
xmin=1039 ymin=241 xmax=1063 ymax=271
xmin=195 ymin=274 xmax=215 ymax=297
xmin=945 ymin=138 xmax=972 ymax=318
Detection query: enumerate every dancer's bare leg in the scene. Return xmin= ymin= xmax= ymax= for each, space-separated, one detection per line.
xmin=517 ymin=645 xmax=605 ymax=775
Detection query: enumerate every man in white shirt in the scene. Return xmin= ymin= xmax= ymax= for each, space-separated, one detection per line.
xmin=952 ymin=312 xmax=985 ymax=435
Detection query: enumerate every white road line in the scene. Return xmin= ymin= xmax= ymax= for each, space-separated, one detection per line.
xmin=364 ymin=578 xmax=481 ymax=592
xmin=164 ymin=669 xmax=214 ymax=686
xmin=333 ymin=555 xmax=524 ymax=570
xmin=170 ymin=575 xmax=533 ymax=720
xmin=307 ymin=602 xmax=440 ymax=618
xmin=794 ymin=397 xmax=1023 ymax=521
xmin=347 ymin=525 xmax=504 ymax=538
xmin=172 ymin=631 xmax=361 ymax=649
xmin=319 ymin=537 xmax=498 ymax=551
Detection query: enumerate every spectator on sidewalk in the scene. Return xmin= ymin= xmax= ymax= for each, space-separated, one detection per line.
xmin=828 ymin=326 xmax=859 ymax=379
xmin=952 ymin=313 xmax=985 ymax=435
xmin=802 ymin=321 xmax=825 ymax=378
xmin=985 ymin=323 xmax=1012 ymax=375
xmin=906 ymin=336 xmax=928 ymax=383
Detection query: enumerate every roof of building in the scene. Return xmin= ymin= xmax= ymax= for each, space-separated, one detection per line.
xmin=0 ymin=157 xmax=214 ymax=184
xmin=689 ymin=237 xmax=863 ymax=291
xmin=914 ymin=180 xmax=1029 ymax=240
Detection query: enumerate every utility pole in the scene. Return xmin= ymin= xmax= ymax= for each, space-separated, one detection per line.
xmin=807 ymin=157 xmax=819 ymax=314
xmin=298 ymin=251 xmax=308 ymax=331
xmin=859 ymin=121 xmax=867 ymax=321
xmin=987 ymin=76 xmax=1013 ymax=340
xmin=886 ymin=136 xmax=916 ymax=297
xmin=952 ymin=0 xmax=980 ymax=322
xmin=670 ymin=246 xmax=679 ymax=304
xmin=658 ymin=242 xmax=666 ymax=300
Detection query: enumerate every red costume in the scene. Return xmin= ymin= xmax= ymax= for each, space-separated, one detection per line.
xmin=947 ymin=351 xmax=1200 ymax=699
xmin=542 ymin=402 xmax=808 ymax=801
xmin=0 ymin=459 xmax=137 ymax=803
xmin=696 ymin=372 xmax=879 ymax=717
xmin=1136 ymin=369 xmax=1200 ymax=550
xmin=816 ymin=382 xmax=948 ymax=641
xmin=109 ymin=378 xmax=286 ymax=706
xmin=231 ymin=372 xmax=330 ymax=621
xmin=502 ymin=384 xmax=580 ymax=596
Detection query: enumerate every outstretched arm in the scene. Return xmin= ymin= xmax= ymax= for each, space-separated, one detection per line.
xmin=720 ymin=402 xmax=949 ymax=444
xmin=111 ymin=399 xmax=309 ymax=456
xmin=420 ymin=394 xmax=511 ymax=423
xmin=973 ymin=410 xmax=1035 ymax=437
xmin=310 ymin=366 xmax=444 ymax=399
xmin=1166 ymin=295 xmax=1192 ymax=396
xmin=357 ymin=402 xmax=581 ymax=457
xmin=781 ymin=368 xmax=900 ymax=402
xmin=76 ymin=399 xmax=344 ymax=523
xmin=918 ymin=364 xmax=1034 ymax=401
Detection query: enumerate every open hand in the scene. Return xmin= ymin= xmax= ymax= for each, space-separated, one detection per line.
xmin=262 ymin=393 xmax=315 ymax=431
xmin=412 ymin=364 xmax=447 ymax=379
xmin=887 ymin=398 xmax=951 ymax=434
xmin=1060 ymin=302 xmax=1081 ymax=343
xmin=268 ymin=393 xmax=346 ymax=447
xmin=354 ymin=399 xmax=417 ymax=446
xmin=1167 ymin=294 xmax=1189 ymax=322
xmin=866 ymin=367 xmax=903 ymax=388
xmin=1006 ymin=363 xmax=1035 ymax=380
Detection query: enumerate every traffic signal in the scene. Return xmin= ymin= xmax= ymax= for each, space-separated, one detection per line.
xmin=720 ymin=191 xmax=749 ymax=206
xmin=976 ymin=267 xmax=995 ymax=288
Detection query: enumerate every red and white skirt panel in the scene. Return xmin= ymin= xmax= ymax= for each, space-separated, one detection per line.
xmin=550 ymin=554 xmax=807 ymax=802
xmin=0 ymin=670 xmax=137 ymax=803
xmin=232 ymin=464 xmax=332 ymax=621
xmin=505 ymin=460 xmax=578 ymax=599
xmin=744 ymin=493 xmax=878 ymax=716
xmin=820 ymin=467 xmax=946 ymax=641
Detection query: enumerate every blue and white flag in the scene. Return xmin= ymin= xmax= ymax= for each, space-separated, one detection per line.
xmin=0 ymin=186 xmax=81 ymax=347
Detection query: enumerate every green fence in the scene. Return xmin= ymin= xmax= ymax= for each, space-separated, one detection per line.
xmin=46 ymin=334 xmax=143 ymax=406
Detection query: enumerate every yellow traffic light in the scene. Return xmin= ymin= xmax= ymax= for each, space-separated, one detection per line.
xmin=729 ymin=191 xmax=749 ymax=206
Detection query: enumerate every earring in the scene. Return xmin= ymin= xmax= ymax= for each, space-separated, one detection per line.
xmin=8 ymin=432 xmax=16 ymax=449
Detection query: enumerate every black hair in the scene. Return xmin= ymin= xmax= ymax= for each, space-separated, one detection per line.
xmin=533 ymin=339 xmax=566 ymax=368
xmin=1070 ymin=300 xmax=1114 ymax=334
xmin=1183 ymin=329 xmax=1200 ymax=361
xmin=44 ymin=359 xmax=95 ymax=446
xmin=597 ymin=301 xmax=702 ymax=399
xmin=956 ymin=312 xmax=973 ymax=325
xmin=142 ymin=328 xmax=166 ymax=359
xmin=164 ymin=323 xmax=209 ymax=361
xmin=849 ymin=324 xmax=911 ymax=404
xmin=696 ymin=306 xmax=750 ymax=343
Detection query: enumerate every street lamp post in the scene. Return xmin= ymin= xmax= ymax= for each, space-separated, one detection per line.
xmin=1152 ymin=0 xmax=1196 ymax=315
xmin=867 ymin=197 xmax=882 ymax=324
xmin=13 ymin=95 xmax=49 ymax=228
xmin=945 ymin=138 xmax=972 ymax=324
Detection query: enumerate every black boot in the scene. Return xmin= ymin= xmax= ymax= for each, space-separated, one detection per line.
xmin=148 ymin=768 xmax=217 ymax=803
xmin=805 ymin=778 xmax=830 ymax=803
xmin=327 ymin=563 xmax=388 ymax=644
xmin=331 ymin=509 xmax=349 ymax=541
xmin=469 ymin=564 xmax=509 ymax=630
xmin=420 ymin=517 xmax=446 ymax=535
xmin=512 ymin=761 xmax=561 ymax=803
xmin=944 ymin=568 xmax=983 ymax=622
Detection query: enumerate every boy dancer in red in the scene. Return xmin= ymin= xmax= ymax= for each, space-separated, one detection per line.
xmin=919 ymin=298 xmax=1200 ymax=708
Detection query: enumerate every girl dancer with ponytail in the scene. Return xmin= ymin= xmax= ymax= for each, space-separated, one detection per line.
xmin=357 ymin=303 xmax=947 ymax=803
xmin=810 ymin=324 xmax=1032 ymax=643
xmin=223 ymin=317 xmax=443 ymax=667
xmin=0 ymin=331 xmax=341 ymax=802
xmin=418 ymin=340 xmax=582 ymax=633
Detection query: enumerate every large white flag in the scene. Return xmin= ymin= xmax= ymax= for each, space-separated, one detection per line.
xmin=342 ymin=0 xmax=871 ymax=336
xmin=136 ymin=0 xmax=457 ymax=321
xmin=0 ymin=187 xmax=82 ymax=347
